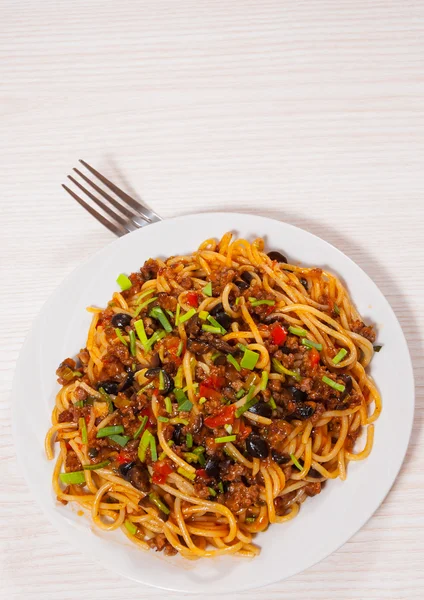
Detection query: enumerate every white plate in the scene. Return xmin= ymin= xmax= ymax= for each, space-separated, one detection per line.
xmin=12 ymin=213 xmax=414 ymax=593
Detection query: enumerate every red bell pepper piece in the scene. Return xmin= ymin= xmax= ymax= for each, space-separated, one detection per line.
xmin=186 ymin=292 xmax=199 ymax=308
xmin=203 ymin=374 xmax=225 ymax=390
xmin=271 ymin=323 xmax=287 ymax=346
xmin=195 ymin=468 xmax=209 ymax=479
xmin=309 ymin=347 xmax=320 ymax=369
xmin=152 ymin=460 xmax=173 ymax=484
xmin=204 ymin=405 xmax=236 ymax=428
xmin=199 ymin=384 xmax=222 ymax=402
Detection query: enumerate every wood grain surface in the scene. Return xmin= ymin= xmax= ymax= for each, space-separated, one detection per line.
xmin=1 ymin=1 xmax=423 ymax=598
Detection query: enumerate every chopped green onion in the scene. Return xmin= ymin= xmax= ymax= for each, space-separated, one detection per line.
xmin=73 ymin=370 xmax=83 ymax=377
xmin=290 ymin=453 xmax=303 ymax=470
xmin=322 ymin=375 xmax=345 ymax=393
xmin=197 ymin=453 xmax=206 ymax=466
xmin=114 ymin=327 xmax=128 ymax=346
xmin=129 ymin=330 xmax=136 ymax=357
xmin=192 ymin=446 xmax=205 ymax=455
xmin=183 ymin=452 xmax=201 ymax=463
xmin=158 ymin=369 xmax=165 ymax=391
xmin=96 ymin=425 xmax=124 ymax=438
xmin=217 ymin=481 xmax=224 ymax=493
xmin=73 ymin=400 xmax=84 ymax=408
xmin=134 ymin=319 xmax=148 ymax=350
xmin=149 ymin=306 xmax=173 ymax=333
xmin=59 ymin=471 xmax=86 ymax=485
xmin=245 ymin=516 xmax=257 ymax=523
xmin=170 ymin=417 xmax=189 ymax=425
xmin=150 ymin=435 xmax=157 ymax=461
xmin=149 ymin=492 xmax=170 ymax=515
xmin=174 ymin=365 xmax=183 ymax=388
xmin=301 ymin=338 xmax=323 ymax=351
xmin=269 ymin=397 xmax=277 ymax=410
xmin=373 ymin=345 xmax=383 ymax=353
xmin=168 ymin=440 xmax=174 ymax=447
xmin=82 ymin=460 xmax=110 ymax=470
xmin=124 ymin=519 xmax=137 ymax=535
xmin=116 ymin=273 xmax=132 ymax=291
xmin=177 ymin=467 xmax=196 ymax=481
xmin=224 ymin=424 xmax=233 ymax=434
xmin=288 ymin=326 xmax=308 ymax=337
xmin=165 ymin=397 xmax=172 ymax=413
xmin=158 ymin=451 xmax=167 ymax=461
xmin=202 ymin=282 xmax=213 ymax=297
xmin=135 ymin=289 xmax=156 ymax=303
xmin=208 ymin=486 xmax=217 ymax=497
xmin=179 ymin=308 xmax=196 ymax=324
xmin=183 ymin=382 xmax=199 ymax=393
xmin=237 ymin=342 xmax=247 ymax=351
xmin=133 ymin=415 xmax=148 ymax=439
xmin=157 ymin=416 xmax=169 ymax=423
xmin=236 ymin=389 xmax=246 ymax=399
xmin=227 ymin=354 xmax=241 ymax=372
xmin=199 ymin=310 xmax=209 ymax=321
xmin=334 ymin=304 xmax=341 ymax=316
xmin=202 ymin=324 xmax=222 ymax=335
xmin=176 ymin=340 xmax=183 ymax=357
xmin=79 ymin=417 xmax=88 ymax=444
xmin=250 ymin=299 xmax=275 ymax=307
xmin=215 ymin=435 xmax=237 ymax=443
xmin=174 ymin=388 xmax=193 ymax=412
xmin=259 ymin=371 xmax=269 ymax=390
xmin=235 ymin=394 xmax=259 ymax=418
xmin=134 ymin=296 xmax=157 ymax=316
xmin=138 ymin=429 xmax=153 ymax=462
xmin=211 ymin=351 xmax=222 ymax=362
xmin=199 ymin=396 xmax=207 ymax=405
xmin=166 ymin=309 xmax=174 ymax=319
xmin=240 ymin=348 xmax=259 ymax=370
xmin=108 ymin=434 xmax=130 ymax=447
xmin=186 ymin=433 xmax=193 ymax=448
xmin=235 ymin=297 xmax=242 ymax=305
xmin=248 ymin=297 xmax=256 ymax=302
xmin=272 ymin=358 xmax=301 ymax=382
xmin=332 ymin=348 xmax=348 ymax=364
xmin=145 ymin=330 xmax=166 ymax=352
xmin=207 ymin=315 xmax=227 ymax=333
xmin=98 ymin=387 xmax=113 ymax=413
xmin=175 ymin=303 xmax=181 ymax=326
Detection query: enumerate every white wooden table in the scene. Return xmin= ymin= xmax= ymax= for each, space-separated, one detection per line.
xmin=1 ymin=1 xmax=424 ymax=598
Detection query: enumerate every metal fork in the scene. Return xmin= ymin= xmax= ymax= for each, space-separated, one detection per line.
xmin=62 ymin=160 xmax=162 ymax=236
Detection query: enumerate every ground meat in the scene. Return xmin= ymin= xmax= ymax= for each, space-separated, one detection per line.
xmin=56 ymin=358 xmax=79 ymax=385
xmin=221 ymin=462 xmax=245 ymax=482
xmin=147 ymin=533 xmax=168 ymax=552
xmin=304 ymin=481 xmax=322 ymax=497
xmin=351 ymin=320 xmax=376 ymax=343
xmin=178 ymin=276 xmax=193 ymax=289
xmin=100 ymin=355 xmax=125 ymax=379
xmin=74 ymin=386 xmax=88 ymax=402
xmin=266 ymin=419 xmax=292 ymax=452
xmin=65 ymin=450 xmax=82 ymax=472
xmin=109 ymin=344 xmax=132 ymax=366
xmin=58 ymin=409 xmax=74 ymax=423
xmin=310 ymin=402 xmax=326 ymax=424
xmin=157 ymin=292 xmax=177 ymax=311
xmin=194 ymin=482 xmax=211 ymax=499
xmin=140 ymin=259 xmax=159 ymax=281
xmin=210 ymin=268 xmax=237 ymax=296
xmin=224 ymin=482 xmax=260 ymax=513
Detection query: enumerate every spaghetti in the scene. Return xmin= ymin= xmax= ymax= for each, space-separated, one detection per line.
xmin=45 ymin=233 xmax=381 ymax=558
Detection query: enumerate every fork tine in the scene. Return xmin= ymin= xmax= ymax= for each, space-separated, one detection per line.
xmin=79 ymin=159 xmax=161 ymax=223
xmin=62 ymin=184 xmax=127 ymax=237
xmin=73 ymin=168 xmax=142 ymax=225
xmin=67 ymin=175 xmax=136 ymax=232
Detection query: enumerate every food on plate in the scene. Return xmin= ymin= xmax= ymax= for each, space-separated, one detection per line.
xmin=45 ymin=232 xmax=381 ymax=558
